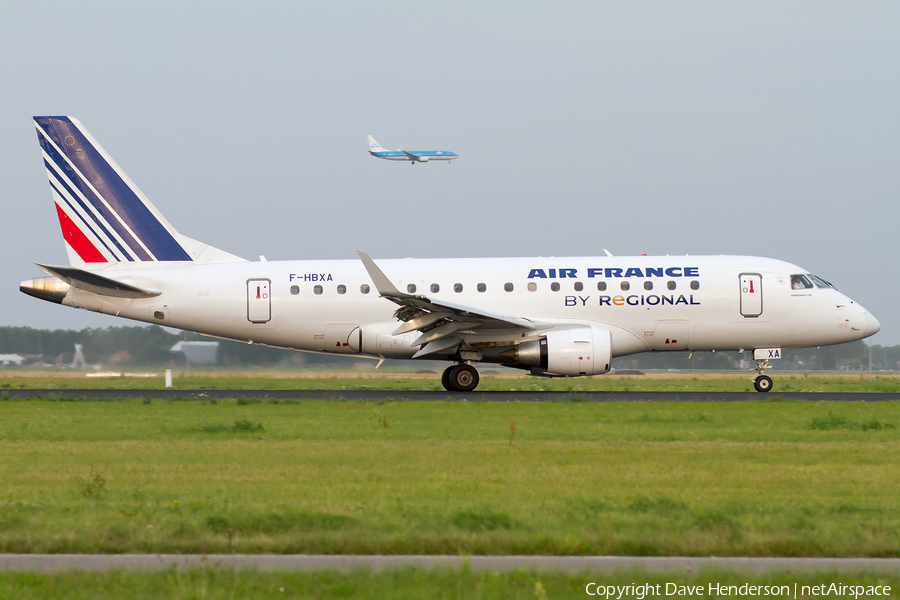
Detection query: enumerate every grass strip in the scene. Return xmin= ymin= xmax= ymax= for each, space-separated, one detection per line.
xmin=1 ymin=567 xmax=898 ymax=599
xmin=0 ymin=400 xmax=898 ymax=556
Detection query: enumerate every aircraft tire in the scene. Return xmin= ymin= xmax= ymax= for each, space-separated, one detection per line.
xmin=441 ymin=366 xmax=454 ymax=391
xmin=754 ymin=375 xmax=773 ymax=393
xmin=447 ymin=365 xmax=479 ymax=392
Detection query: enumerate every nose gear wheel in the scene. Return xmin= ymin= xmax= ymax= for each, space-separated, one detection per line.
xmin=750 ymin=358 xmax=774 ymax=393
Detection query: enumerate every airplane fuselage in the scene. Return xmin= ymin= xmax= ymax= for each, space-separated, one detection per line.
xmin=369 ymin=150 xmax=458 ymax=162
xmin=49 ymin=255 xmax=877 ymax=362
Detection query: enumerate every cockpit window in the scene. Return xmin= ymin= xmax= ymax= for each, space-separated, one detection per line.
xmin=807 ymin=274 xmax=835 ymax=289
xmin=790 ymin=274 xmax=814 ymax=290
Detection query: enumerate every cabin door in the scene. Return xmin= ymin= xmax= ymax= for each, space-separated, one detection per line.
xmin=739 ymin=273 xmax=763 ymax=318
xmin=247 ymin=279 xmax=271 ymax=323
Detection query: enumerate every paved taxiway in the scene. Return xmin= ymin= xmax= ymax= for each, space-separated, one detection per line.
xmin=1 ymin=554 xmax=899 ymax=573
xmin=2 ymin=389 xmax=898 ymax=401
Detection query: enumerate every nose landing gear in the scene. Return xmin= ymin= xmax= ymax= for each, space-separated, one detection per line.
xmin=751 ymin=358 xmax=774 ymax=393
xmin=441 ymin=364 xmax=480 ymax=392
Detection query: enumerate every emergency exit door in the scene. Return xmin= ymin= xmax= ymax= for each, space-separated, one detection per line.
xmin=739 ymin=273 xmax=762 ymax=318
xmin=247 ymin=279 xmax=271 ymax=323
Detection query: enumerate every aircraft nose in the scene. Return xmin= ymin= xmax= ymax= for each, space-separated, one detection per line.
xmin=865 ymin=311 xmax=881 ymax=336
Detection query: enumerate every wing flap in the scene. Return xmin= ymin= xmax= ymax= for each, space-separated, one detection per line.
xmin=412 ymin=335 xmax=463 ymax=358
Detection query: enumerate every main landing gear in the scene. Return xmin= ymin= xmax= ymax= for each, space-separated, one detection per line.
xmin=441 ymin=364 xmax=480 ymax=392
xmin=751 ymin=358 xmax=774 ymax=393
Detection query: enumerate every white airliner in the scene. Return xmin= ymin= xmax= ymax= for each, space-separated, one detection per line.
xmin=367 ymin=135 xmax=458 ymax=163
xmin=21 ymin=116 xmax=880 ymax=392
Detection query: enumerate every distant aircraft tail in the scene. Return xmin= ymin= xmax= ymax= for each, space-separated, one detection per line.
xmin=367 ymin=135 xmax=387 ymax=153
xmin=33 ymin=116 xmax=243 ymax=268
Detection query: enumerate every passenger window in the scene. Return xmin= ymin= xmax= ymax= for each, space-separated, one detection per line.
xmin=667 ymin=281 xmax=676 ymax=291
xmin=337 ymin=284 xmax=346 ymax=294
xmin=643 ymin=281 xmax=653 ymax=291
xmin=477 ymin=283 xmax=486 ymax=292
xmin=504 ymin=282 xmax=514 ymax=292
xmin=360 ymin=284 xmax=370 ymax=294
xmin=314 ymin=285 xmax=323 ymax=295
xmin=597 ymin=282 xmax=607 ymax=291
xmin=574 ymin=282 xmax=583 ymax=292
xmin=430 ymin=283 xmax=440 ymax=293
xmin=791 ymin=274 xmax=814 ymax=290
xmin=621 ymin=281 xmax=630 ymax=291
xmin=551 ymin=282 xmax=560 ymax=292
xmin=407 ymin=283 xmax=417 ymax=293
xmin=690 ymin=281 xmax=700 ymax=290
xmin=454 ymin=283 xmax=463 ymax=293
xmin=527 ymin=282 xmax=537 ymax=292
xmin=290 ymin=285 xmax=300 ymax=295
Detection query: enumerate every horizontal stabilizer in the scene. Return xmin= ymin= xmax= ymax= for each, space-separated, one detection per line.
xmin=38 ymin=264 xmax=161 ymax=298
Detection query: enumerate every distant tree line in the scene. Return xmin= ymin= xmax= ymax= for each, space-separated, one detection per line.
xmin=0 ymin=325 xmax=895 ymax=371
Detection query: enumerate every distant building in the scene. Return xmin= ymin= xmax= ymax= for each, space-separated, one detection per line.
xmin=169 ymin=341 xmax=219 ymax=365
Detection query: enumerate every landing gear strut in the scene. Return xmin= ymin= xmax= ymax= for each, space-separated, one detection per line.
xmin=441 ymin=364 xmax=480 ymax=392
xmin=751 ymin=358 xmax=774 ymax=393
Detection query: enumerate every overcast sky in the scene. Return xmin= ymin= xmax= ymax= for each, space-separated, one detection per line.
xmin=1 ymin=2 xmax=898 ymax=345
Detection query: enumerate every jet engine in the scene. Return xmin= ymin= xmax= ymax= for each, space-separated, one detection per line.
xmin=500 ymin=327 xmax=612 ymax=376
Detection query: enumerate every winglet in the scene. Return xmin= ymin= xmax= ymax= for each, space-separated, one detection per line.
xmin=356 ymin=251 xmax=405 ymax=298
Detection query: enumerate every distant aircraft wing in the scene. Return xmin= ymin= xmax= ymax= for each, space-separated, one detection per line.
xmin=357 ymin=251 xmax=538 ymax=357
xmin=400 ymin=150 xmax=421 ymax=159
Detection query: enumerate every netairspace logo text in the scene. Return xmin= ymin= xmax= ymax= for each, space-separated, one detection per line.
xmin=585 ymin=582 xmax=892 ymax=599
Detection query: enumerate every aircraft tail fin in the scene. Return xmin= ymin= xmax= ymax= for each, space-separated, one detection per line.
xmin=367 ymin=135 xmax=387 ymax=153
xmin=33 ymin=116 xmax=245 ymax=269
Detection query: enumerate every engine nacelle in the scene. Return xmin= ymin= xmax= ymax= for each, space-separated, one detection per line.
xmin=506 ymin=327 xmax=611 ymax=376
xmin=417 ymin=156 xmax=429 ymax=162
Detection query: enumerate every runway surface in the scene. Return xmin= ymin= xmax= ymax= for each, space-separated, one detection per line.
xmin=2 ymin=389 xmax=898 ymax=401
xmin=1 ymin=554 xmax=899 ymax=573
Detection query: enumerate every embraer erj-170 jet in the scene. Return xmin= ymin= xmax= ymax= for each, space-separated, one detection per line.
xmin=21 ymin=117 xmax=880 ymax=392
xmin=367 ymin=135 xmax=458 ymax=164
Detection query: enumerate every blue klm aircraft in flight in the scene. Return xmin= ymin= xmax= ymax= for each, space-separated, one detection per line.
xmin=367 ymin=135 xmax=458 ymax=164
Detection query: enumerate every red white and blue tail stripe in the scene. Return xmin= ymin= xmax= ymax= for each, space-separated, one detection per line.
xmin=34 ymin=116 xmax=193 ymax=266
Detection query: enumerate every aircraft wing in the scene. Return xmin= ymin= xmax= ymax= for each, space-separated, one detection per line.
xmin=357 ymin=251 xmax=537 ymax=357
xmin=400 ymin=150 xmax=421 ymax=159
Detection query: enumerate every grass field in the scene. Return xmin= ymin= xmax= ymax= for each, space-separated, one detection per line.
xmin=1 ymin=396 xmax=898 ymax=557
xmin=2 ymin=369 xmax=900 ymax=393
xmin=2 ymin=567 xmax=898 ymax=599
